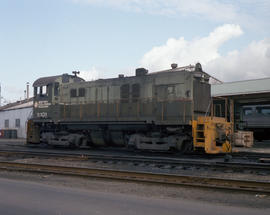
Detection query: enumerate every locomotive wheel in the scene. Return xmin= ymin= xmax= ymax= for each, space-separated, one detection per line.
xmin=69 ymin=135 xmax=83 ymax=149
xmin=181 ymin=140 xmax=193 ymax=154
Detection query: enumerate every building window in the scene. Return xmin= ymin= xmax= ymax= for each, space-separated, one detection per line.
xmin=78 ymin=88 xmax=86 ymax=97
xmin=4 ymin=120 xmax=9 ymax=128
xmin=70 ymin=89 xmax=77 ymax=97
xmin=15 ymin=119 xmax=20 ymax=128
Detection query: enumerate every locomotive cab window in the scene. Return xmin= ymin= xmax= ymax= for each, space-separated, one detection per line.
xmin=34 ymin=87 xmax=37 ymax=97
xmin=70 ymin=89 xmax=77 ymax=97
xmin=39 ymin=85 xmax=48 ymax=97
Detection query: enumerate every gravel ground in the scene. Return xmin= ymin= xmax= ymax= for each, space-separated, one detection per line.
xmin=0 ymin=170 xmax=269 ymax=209
xmin=0 ymin=140 xmax=270 ymax=209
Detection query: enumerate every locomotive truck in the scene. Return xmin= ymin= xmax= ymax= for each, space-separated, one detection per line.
xmin=27 ymin=63 xmax=232 ymax=154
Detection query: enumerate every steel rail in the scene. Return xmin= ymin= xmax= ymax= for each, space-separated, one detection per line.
xmin=233 ymin=152 xmax=270 ymax=159
xmin=0 ymin=149 xmax=270 ymax=172
xmin=0 ymin=161 xmax=270 ymax=194
xmin=3 ymin=143 xmax=270 ymax=161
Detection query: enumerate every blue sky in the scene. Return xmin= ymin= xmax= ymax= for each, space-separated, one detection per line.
xmin=0 ymin=0 xmax=270 ymax=103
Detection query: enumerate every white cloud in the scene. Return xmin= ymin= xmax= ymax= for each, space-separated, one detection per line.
xmin=1 ymin=85 xmax=26 ymax=104
xmin=78 ymin=66 xmax=125 ymax=81
xmin=78 ymin=66 xmax=138 ymax=81
xmin=71 ymin=0 xmax=270 ymax=28
xmin=140 ymin=24 xmax=243 ymax=70
xmin=140 ymin=24 xmax=270 ymax=82
xmin=78 ymin=66 xmax=100 ymax=81
xmin=205 ymin=39 xmax=270 ymax=81
xmin=77 ymin=24 xmax=270 ymax=83
xmin=72 ymin=0 xmax=237 ymax=21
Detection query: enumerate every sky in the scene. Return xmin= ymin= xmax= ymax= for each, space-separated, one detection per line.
xmin=0 ymin=0 xmax=270 ymax=104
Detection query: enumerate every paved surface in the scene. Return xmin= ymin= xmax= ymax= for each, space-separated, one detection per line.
xmin=0 ymin=178 xmax=269 ymax=215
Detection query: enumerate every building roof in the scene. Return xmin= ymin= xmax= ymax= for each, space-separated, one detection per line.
xmin=0 ymin=98 xmax=33 ymax=111
xmin=211 ymin=77 xmax=270 ymax=97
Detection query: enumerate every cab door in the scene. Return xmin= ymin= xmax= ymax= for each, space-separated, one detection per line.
xmin=51 ymin=82 xmax=61 ymax=120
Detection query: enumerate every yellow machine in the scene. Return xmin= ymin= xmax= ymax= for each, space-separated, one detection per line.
xmin=192 ymin=116 xmax=232 ymax=154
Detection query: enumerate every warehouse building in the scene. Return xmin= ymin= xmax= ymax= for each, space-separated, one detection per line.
xmin=0 ymin=99 xmax=33 ymax=138
xmin=211 ymin=77 xmax=270 ymax=140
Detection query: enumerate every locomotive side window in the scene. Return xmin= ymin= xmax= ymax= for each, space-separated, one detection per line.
xmin=70 ymin=89 xmax=77 ymax=97
xmin=167 ymin=86 xmax=175 ymax=95
xmin=243 ymin=108 xmax=252 ymax=115
xmin=132 ymin=84 xmax=140 ymax=102
xmin=79 ymin=88 xmax=86 ymax=97
xmin=121 ymin=84 xmax=129 ymax=103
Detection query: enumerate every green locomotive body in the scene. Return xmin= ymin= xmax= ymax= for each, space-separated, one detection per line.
xmin=27 ymin=63 xmax=211 ymax=152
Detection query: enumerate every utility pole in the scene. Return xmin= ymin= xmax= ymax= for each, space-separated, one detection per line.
xmin=26 ymin=82 xmax=29 ymax=100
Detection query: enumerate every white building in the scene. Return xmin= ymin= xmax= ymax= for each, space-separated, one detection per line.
xmin=0 ymin=99 xmax=33 ymax=138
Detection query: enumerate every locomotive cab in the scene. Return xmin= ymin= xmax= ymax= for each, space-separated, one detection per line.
xmin=27 ymin=74 xmax=84 ymax=144
xmin=32 ymin=74 xmax=84 ymax=120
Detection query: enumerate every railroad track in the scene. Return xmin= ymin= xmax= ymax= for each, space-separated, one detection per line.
xmin=0 ymin=161 xmax=269 ymax=194
xmin=233 ymin=152 xmax=270 ymax=160
xmin=0 ymin=149 xmax=270 ymax=174
xmin=2 ymin=142 xmax=270 ymax=162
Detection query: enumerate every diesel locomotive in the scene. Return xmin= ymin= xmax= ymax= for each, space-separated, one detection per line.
xmin=27 ymin=63 xmax=232 ymax=154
